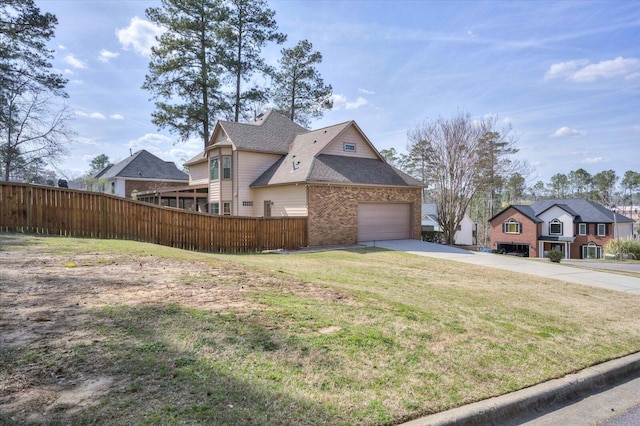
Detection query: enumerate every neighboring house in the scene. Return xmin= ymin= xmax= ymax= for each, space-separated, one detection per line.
xmin=489 ymin=198 xmax=634 ymax=259
xmin=184 ymin=110 xmax=424 ymax=246
xmin=421 ymin=203 xmax=475 ymax=246
xmin=93 ymin=150 xmax=189 ymax=198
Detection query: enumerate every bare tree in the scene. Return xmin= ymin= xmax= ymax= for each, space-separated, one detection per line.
xmin=407 ymin=112 xmax=519 ymax=245
xmin=1 ymin=85 xmax=75 ymax=181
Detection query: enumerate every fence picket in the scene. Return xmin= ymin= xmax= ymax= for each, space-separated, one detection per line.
xmin=0 ymin=183 xmax=307 ymax=253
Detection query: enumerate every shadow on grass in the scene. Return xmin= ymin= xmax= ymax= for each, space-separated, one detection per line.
xmin=0 ymin=258 xmax=348 ymax=426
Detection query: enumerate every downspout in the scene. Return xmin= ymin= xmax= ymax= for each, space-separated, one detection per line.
xmin=234 ymin=151 xmax=238 ymax=215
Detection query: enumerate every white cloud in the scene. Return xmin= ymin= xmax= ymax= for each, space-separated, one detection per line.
xmin=550 ymin=127 xmax=586 ymax=138
xmin=582 ymin=157 xmax=605 ymax=164
xmin=75 ymin=111 xmax=106 ymax=120
xmin=332 ymin=94 xmax=368 ymax=110
xmin=98 ymin=49 xmax=120 ymax=63
xmin=64 ymin=54 xmax=87 ymax=69
xmin=545 ymin=57 xmax=640 ymax=82
xmin=110 ymin=114 xmax=124 ymax=120
xmin=58 ymin=44 xmax=67 ymax=50
xmin=358 ymin=88 xmax=375 ymax=95
xmin=127 ymin=133 xmax=173 ymax=149
xmin=116 ymin=16 xmax=164 ymax=56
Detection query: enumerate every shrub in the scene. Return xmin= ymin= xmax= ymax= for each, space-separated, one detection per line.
xmin=546 ymin=250 xmax=563 ymax=263
xmin=422 ymin=230 xmax=445 ymax=244
xmin=605 ymin=237 xmax=640 ymax=260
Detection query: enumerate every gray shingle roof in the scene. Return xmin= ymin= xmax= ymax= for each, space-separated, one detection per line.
xmin=95 ymin=150 xmax=188 ymax=181
xmin=493 ymin=198 xmax=633 ymax=224
xmin=531 ymin=198 xmax=633 ymax=223
xmin=511 ymin=205 xmax=543 ymax=223
xmin=309 ymin=155 xmax=423 ymax=186
xmin=212 ymin=110 xmax=308 ymax=154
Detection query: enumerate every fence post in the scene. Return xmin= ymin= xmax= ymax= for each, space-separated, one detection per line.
xmin=26 ymin=184 xmax=33 ymax=233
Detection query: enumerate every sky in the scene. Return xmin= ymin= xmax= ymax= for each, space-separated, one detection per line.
xmin=37 ymin=0 xmax=640 ymax=185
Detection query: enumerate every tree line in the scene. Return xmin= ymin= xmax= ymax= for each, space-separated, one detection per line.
xmin=0 ymin=0 xmax=333 ymax=182
xmin=142 ymin=0 xmax=333 ymax=149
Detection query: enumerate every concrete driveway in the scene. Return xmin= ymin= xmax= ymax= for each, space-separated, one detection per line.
xmin=362 ymin=239 xmax=640 ymax=295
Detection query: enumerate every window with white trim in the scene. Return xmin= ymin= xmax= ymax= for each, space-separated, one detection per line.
xmin=578 ymin=223 xmax=587 ymax=236
xmin=223 ymin=201 xmax=231 ymax=215
xmin=210 ymin=202 xmax=219 ymax=215
xmin=502 ymin=219 xmax=521 ymax=234
xmin=344 ymin=143 xmax=356 ymax=152
xmin=549 ymin=219 xmax=563 ymax=235
xmin=597 ymin=223 xmax=606 ymax=236
xmin=210 ymin=157 xmax=219 ymax=180
xmin=582 ymin=242 xmax=602 ymax=259
xmin=222 ymin=156 xmax=232 ymax=180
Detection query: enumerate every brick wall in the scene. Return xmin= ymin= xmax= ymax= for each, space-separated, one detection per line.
xmin=571 ymin=223 xmax=612 ymax=259
xmin=124 ymin=180 xmax=187 ymax=199
xmin=489 ymin=208 xmax=540 ymax=257
xmin=307 ymin=185 xmax=422 ymax=246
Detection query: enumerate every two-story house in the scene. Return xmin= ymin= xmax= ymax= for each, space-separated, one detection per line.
xmin=183 ymin=110 xmax=424 ymax=247
xmin=489 ymin=198 xmax=634 ymax=259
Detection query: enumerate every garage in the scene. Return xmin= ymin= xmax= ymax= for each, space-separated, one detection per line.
xmin=357 ymin=203 xmax=411 ymax=242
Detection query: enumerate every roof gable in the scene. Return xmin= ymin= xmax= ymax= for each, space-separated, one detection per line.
xmin=318 ymin=121 xmax=384 ymax=161
xmin=490 ymin=205 xmax=542 ymax=223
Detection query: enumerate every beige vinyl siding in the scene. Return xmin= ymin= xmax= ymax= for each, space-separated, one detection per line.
xmin=209 ymin=180 xmax=220 ymax=204
xmin=322 ymin=126 xmax=378 ymax=159
xmin=252 ymin=185 xmax=308 ymax=217
xmin=235 ymin=151 xmax=283 ymax=216
xmin=188 ymin=162 xmax=209 ymax=185
xmin=214 ymin=130 xmax=229 ymax=144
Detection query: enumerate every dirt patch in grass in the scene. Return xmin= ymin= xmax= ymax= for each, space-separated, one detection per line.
xmin=0 ymin=233 xmax=354 ymax=424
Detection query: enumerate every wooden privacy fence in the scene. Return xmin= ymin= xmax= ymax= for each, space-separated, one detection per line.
xmin=0 ymin=183 xmax=308 ymax=253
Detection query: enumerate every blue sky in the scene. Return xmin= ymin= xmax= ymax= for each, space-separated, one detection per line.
xmin=40 ymin=0 xmax=640 ymax=185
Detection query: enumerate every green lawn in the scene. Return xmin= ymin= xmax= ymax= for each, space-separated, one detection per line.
xmin=2 ymin=234 xmax=640 ymax=425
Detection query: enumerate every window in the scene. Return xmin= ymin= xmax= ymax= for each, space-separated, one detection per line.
xmin=210 ymin=157 xmax=219 ymax=180
xmin=242 ymin=201 xmax=253 ymax=207
xmin=222 ymin=156 xmax=232 ymax=180
xmin=578 ymin=223 xmax=587 ymax=236
xmin=223 ymin=202 xmax=231 ymax=215
xmin=210 ymin=202 xmax=219 ymax=215
xmin=502 ymin=219 xmax=521 ymax=234
xmin=344 ymin=143 xmax=356 ymax=152
xmin=597 ymin=223 xmax=606 ymax=236
xmin=549 ymin=219 xmax=562 ymax=235
xmin=582 ymin=243 xmax=602 ymax=259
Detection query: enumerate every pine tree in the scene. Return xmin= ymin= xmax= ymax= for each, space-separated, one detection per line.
xmin=218 ymin=0 xmax=285 ymax=122
xmin=143 ymin=0 xmax=228 ymax=149
xmin=272 ymin=40 xmax=333 ymax=127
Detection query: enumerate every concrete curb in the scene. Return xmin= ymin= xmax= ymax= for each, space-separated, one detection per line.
xmin=401 ymin=352 xmax=640 ymax=425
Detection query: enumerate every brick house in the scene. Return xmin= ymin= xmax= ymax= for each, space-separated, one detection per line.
xmin=489 ymin=199 xmax=635 ymax=259
xmin=184 ymin=110 xmax=424 ymax=246
xmin=94 ymin=150 xmax=188 ymax=199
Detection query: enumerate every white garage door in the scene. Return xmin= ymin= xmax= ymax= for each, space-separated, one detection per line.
xmin=357 ymin=203 xmax=411 ymax=242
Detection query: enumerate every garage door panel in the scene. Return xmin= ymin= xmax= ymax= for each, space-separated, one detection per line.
xmin=357 ymin=203 xmax=411 ymax=242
